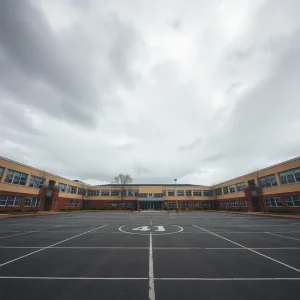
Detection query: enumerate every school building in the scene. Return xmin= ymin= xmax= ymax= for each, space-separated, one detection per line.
xmin=0 ymin=156 xmax=299 ymax=213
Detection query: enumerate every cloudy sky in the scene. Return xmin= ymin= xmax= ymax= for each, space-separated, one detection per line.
xmin=0 ymin=0 xmax=300 ymax=185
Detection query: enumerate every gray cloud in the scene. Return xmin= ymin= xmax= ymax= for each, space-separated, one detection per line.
xmin=0 ymin=0 xmax=299 ymax=185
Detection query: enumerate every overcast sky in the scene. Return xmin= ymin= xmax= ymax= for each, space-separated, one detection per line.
xmin=1 ymin=0 xmax=300 ymax=185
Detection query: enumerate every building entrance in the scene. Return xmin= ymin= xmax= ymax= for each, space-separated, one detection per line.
xmin=140 ymin=201 xmax=161 ymax=210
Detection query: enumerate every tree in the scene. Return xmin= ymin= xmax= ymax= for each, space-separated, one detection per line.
xmin=30 ymin=170 xmax=48 ymax=212
xmin=78 ymin=183 xmax=88 ymax=209
xmin=113 ymin=174 xmax=133 ymax=209
xmin=252 ymin=168 xmax=266 ymax=213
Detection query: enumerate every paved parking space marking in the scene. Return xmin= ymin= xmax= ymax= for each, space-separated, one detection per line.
xmin=0 ymin=224 xmax=108 ymax=268
xmin=0 ymin=276 xmax=148 ymax=280
xmin=149 ymin=233 xmax=155 ymax=300
xmin=0 ymin=246 xmax=299 ymax=250
xmin=154 ymin=277 xmax=300 ymax=281
xmin=265 ymin=232 xmax=300 ymax=242
xmin=0 ymin=225 xmax=62 ymax=239
xmin=193 ymin=225 xmax=300 ymax=273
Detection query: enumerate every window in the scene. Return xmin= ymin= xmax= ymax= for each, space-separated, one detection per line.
xmin=236 ymin=182 xmax=245 ymax=192
xmin=28 ymin=176 xmax=45 ymax=188
xmin=140 ymin=193 xmax=148 ymax=198
xmin=285 ymin=195 xmax=300 ymax=207
xmin=58 ymin=183 xmax=67 ymax=192
xmin=101 ymin=190 xmax=110 ymax=196
xmin=186 ymin=190 xmax=192 ymax=196
xmin=216 ymin=188 xmax=222 ymax=195
xmin=88 ymin=190 xmax=100 ymax=196
xmin=202 ymin=201 xmax=209 ymax=208
xmin=177 ymin=190 xmax=184 ymax=196
xmin=279 ymin=168 xmax=300 ymax=185
xmin=65 ymin=200 xmax=69 ymax=207
xmin=0 ymin=166 xmax=4 ymax=178
xmin=0 ymin=195 xmax=7 ymax=206
xmin=7 ymin=196 xmax=22 ymax=207
xmin=183 ymin=202 xmax=191 ymax=208
xmin=127 ymin=202 xmax=133 ymax=209
xmin=149 ymin=193 xmax=153 ymax=197
xmin=168 ymin=190 xmax=175 ymax=196
xmin=229 ymin=185 xmax=235 ymax=193
xmin=69 ymin=200 xmax=75 ymax=207
xmin=226 ymin=201 xmax=230 ymax=207
xmin=223 ymin=187 xmax=229 ymax=194
xmin=219 ymin=201 xmax=224 ymax=207
xmin=154 ymin=193 xmax=162 ymax=198
xmin=111 ymin=190 xmax=120 ymax=196
xmin=194 ymin=201 xmax=200 ymax=208
xmin=203 ymin=190 xmax=213 ymax=196
xmin=162 ymin=190 xmax=166 ymax=196
xmin=128 ymin=190 xmax=138 ymax=196
xmin=24 ymin=197 xmax=40 ymax=207
xmin=193 ymin=190 xmax=202 ymax=196
xmin=110 ymin=202 xmax=118 ymax=208
xmin=78 ymin=188 xmax=86 ymax=196
xmin=241 ymin=199 xmax=247 ymax=207
xmin=5 ymin=169 xmax=28 ymax=186
xmin=264 ymin=197 xmax=282 ymax=207
xmin=76 ymin=201 xmax=80 ymax=207
xmin=231 ymin=200 xmax=239 ymax=207
xmin=54 ymin=200 xmax=58 ymax=208
xmin=259 ymin=174 xmax=277 ymax=188
xmin=67 ymin=185 xmax=77 ymax=194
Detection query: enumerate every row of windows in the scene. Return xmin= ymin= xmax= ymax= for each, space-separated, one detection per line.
xmin=264 ymin=196 xmax=300 ymax=207
xmin=216 ymin=168 xmax=300 ymax=195
xmin=65 ymin=200 xmax=81 ymax=207
xmin=0 ymin=195 xmax=40 ymax=207
xmin=84 ymin=190 xmax=213 ymax=197
xmin=219 ymin=200 xmax=248 ymax=207
xmin=103 ymin=202 xmax=135 ymax=208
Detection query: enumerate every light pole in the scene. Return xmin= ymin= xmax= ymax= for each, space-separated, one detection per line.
xmin=174 ymin=178 xmax=178 ymax=213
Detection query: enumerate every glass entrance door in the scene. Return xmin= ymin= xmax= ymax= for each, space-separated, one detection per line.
xmin=141 ymin=201 xmax=161 ymax=210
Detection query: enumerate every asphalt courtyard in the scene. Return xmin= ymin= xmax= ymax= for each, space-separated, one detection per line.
xmin=0 ymin=212 xmax=300 ymax=300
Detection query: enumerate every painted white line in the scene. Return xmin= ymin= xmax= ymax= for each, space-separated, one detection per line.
xmin=0 ymin=246 xmax=299 ymax=250
xmin=265 ymin=232 xmax=300 ymax=242
xmin=0 ymin=276 xmax=147 ymax=280
xmin=0 ymin=224 xmax=108 ymax=268
xmin=149 ymin=233 xmax=155 ymax=300
xmin=0 ymin=225 xmax=62 ymax=240
xmin=154 ymin=278 xmax=300 ymax=281
xmin=0 ymin=246 xmax=148 ymax=249
xmin=193 ymin=225 xmax=300 ymax=273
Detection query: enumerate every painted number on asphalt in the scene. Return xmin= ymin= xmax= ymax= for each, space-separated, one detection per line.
xmin=132 ymin=226 xmax=165 ymax=232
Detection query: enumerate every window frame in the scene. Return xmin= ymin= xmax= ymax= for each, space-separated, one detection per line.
xmin=168 ymin=190 xmax=175 ymax=196
xmin=177 ymin=190 xmax=184 ymax=196
xmin=193 ymin=190 xmax=202 ymax=196
xmin=264 ymin=197 xmax=282 ymax=207
xmin=7 ymin=196 xmax=22 ymax=207
xmin=4 ymin=169 xmax=28 ymax=186
xmin=258 ymin=174 xmax=278 ymax=188
xmin=236 ymin=182 xmax=245 ymax=192
xmin=285 ymin=195 xmax=300 ymax=207
xmin=279 ymin=168 xmax=300 ymax=185
xmin=28 ymin=176 xmax=45 ymax=188
xmin=58 ymin=183 xmax=67 ymax=193
xmin=101 ymin=190 xmax=110 ymax=196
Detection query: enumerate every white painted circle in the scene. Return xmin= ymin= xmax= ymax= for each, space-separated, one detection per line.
xmin=119 ymin=225 xmax=183 ymax=235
